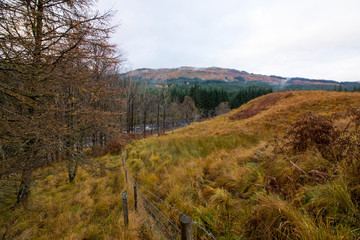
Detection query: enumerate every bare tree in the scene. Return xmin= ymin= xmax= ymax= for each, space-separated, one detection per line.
xmin=138 ymin=82 xmax=157 ymax=137
xmin=180 ymin=96 xmax=198 ymax=124
xmin=0 ymin=0 xmax=121 ymax=202
xmin=158 ymin=84 xmax=171 ymax=134
xmin=122 ymin=77 xmax=141 ymax=133
xmin=169 ymin=101 xmax=181 ymax=133
xmin=215 ymin=102 xmax=231 ymax=116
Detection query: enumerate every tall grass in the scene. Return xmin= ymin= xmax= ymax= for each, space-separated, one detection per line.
xmin=124 ymin=91 xmax=360 ymax=239
xmin=130 ymin=134 xmax=259 ymax=163
xmin=2 ymin=91 xmax=360 ymax=239
xmin=0 ymin=155 xmax=154 ymax=240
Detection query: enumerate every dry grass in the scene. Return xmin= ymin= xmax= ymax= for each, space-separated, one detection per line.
xmin=0 ymin=155 xmax=155 ymax=240
xmin=125 ymin=91 xmax=360 ymax=239
xmin=2 ymin=91 xmax=360 ymax=239
xmin=229 ymin=92 xmax=293 ymax=120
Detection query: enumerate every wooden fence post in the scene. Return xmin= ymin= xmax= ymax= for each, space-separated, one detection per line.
xmin=122 ymin=191 xmax=129 ymax=226
xmin=180 ymin=214 xmax=193 ymax=240
xmin=134 ymin=184 xmax=138 ymax=211
xmin=121 ymin=149 xmax=126 ymax=164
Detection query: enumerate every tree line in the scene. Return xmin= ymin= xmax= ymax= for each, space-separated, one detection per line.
xmin=169 ymin=83 xmax=273 ymax=117
xmin=333 ymin=85 xmax=360 ymax=92
xmin=122 ymin=81 xmax=273 ymax=134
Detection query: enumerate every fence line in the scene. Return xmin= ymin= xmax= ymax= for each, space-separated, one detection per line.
xmin=122 ymin=156 xmax=180 ymax=239
xmin=121 ymin=149 xmax=217 ymax=240
xmin=193 ymin=221 xmax=217 ymax=240
xmin=138 ymin=190 xmax=179 ymax=240
xmin=137 ymin=184 xmax=185 ymax=216
xmin=137 ymin=189 xmax=181 ymax=233
xmin=137 ymin=199 xmax=165 ymax=239
xmin=124 ymin=166 xmax=181 ymax=239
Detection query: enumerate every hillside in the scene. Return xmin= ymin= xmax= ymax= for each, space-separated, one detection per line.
xmin=126 ymin=91 xmax=360 ymax=239
xmin=0 ymin=156 xmax=158 ymax=240
xmin=1 ymin=91 xmax=359 ymax=239
xmin=125 ymin=66 xmax=342 ymax=85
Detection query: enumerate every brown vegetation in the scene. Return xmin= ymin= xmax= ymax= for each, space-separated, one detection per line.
xmin=0 ymin=156 xmax=156 ymax=240
xmin=107 ymin=133 xmax=143 ymax=155
xmin=125 ymin=91 xmax=360 ymax=239
xmin=286 ymin=112 xmax=339 ymax=154
xmin=126 ymin=67 xmax=286 ymax=82
xmin=292 ymin=79 xmax=338 ymax=85
xmin=229 ymin=92 xmax=293 ymax=120
xmin=1 ymin=90 xmax=360 ymax=239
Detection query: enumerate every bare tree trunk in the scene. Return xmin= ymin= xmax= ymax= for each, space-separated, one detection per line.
xmin=163 ymin=105 xmax=166 ymax=134
xmin=103 ymin=133 xmax=107 ymax=147
xmin=16 ymin=169 xmax=32 ymax=205
xmin=150 ymin=119 xmax=153 ymax=135
xmin=157 ymin=102 xmax=160 ymax=136
xmin=143 ymin=107 xmax=147 ymax=137
xmin=68 ymin=157 xmax=78 ymax=183
xmin=92 ymin=132 xmax=96 ymax=148
xmin=126 ymin=98 xmax=131 ymax=133
xmin=15 ymin=0 xmax=45 ymax=205
xmin=66 ymin=85 xmax=78 ymax=183
xmin=99 ymin=132 xmax=105 ymax=147
xmin=131 ymin=99 xmax=135 ymax=132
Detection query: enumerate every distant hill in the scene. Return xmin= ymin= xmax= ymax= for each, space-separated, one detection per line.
xmin=124 ymin=66 xmax=343 ymax=86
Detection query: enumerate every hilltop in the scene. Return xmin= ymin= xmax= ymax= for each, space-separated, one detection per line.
xmin=126 ymin=91 xmax=360 ymax=239
xmin=125 ymin=66 xmax=344 ymax=85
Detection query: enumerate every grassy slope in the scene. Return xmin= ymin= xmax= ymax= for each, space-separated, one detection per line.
xmin=126 ymin=91 xmax=360 ymax=239
xmin=0 ymin=155 xmax=157 ymax=240
xmin=1 ymin=91 xmax=359 ymax=240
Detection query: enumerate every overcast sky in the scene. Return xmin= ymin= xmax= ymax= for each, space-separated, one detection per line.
xmin=96 ymin=0 xmax=360 ymax=82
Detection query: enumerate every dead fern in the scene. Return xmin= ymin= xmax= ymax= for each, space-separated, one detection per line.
xmin=346 ymin=105 xmax=360 ymax=130
xmin=334 ymin=129 xmax=360 ymax=186
xmin=286 ymin=112 xmax=339 ymax=158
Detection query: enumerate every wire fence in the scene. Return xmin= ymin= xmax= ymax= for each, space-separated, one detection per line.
xmin=121 ymin=150 xmax=217 ymax=240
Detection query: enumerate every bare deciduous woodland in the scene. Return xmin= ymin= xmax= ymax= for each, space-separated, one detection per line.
xmin=0 ymin=0 xmax=121 ymax=203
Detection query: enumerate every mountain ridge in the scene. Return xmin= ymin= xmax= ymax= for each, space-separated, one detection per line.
xmin=125 ymin=66 xmax=345 ymax=85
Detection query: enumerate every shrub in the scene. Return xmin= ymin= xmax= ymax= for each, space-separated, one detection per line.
xmin=346 ymin=105 xmax=360 ymax=130
xmin=90 ymin=145 xmax=107 ymax=157
xmin=335 ymin=130 xmax=360 ymax=196
xmin=286 ymin=112 xmax=338 ymax=158
xmin=106 ymin=137 xmax=123 ymax=155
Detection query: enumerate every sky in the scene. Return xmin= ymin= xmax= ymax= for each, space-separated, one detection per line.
xmin=95 ymin=0 xmax=360 ymax=82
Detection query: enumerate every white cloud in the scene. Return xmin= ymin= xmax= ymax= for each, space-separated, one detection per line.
xmin=96 ymin=0 xmax=360 ymax=81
